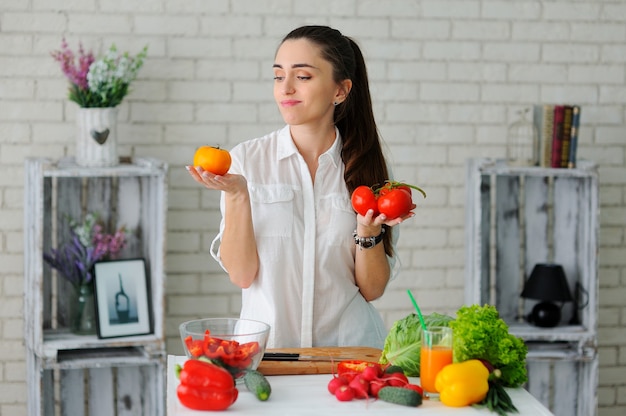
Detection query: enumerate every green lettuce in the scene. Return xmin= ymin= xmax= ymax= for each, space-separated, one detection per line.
xmin=379 ymin=312 xmax=454 ymax=377
xmin=449 ymin=304 xmax=528 ymax=387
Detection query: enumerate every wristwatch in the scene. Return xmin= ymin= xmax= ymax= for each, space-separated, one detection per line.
xmin=353 ymin=228 xmax=385 ymax=249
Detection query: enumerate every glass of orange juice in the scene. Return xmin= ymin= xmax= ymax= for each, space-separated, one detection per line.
xmin=420 ymin=326 xmax=453 ymax=398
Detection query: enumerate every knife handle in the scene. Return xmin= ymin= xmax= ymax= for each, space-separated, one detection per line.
xmin=263 ymin=352 xmax=300 ymax=361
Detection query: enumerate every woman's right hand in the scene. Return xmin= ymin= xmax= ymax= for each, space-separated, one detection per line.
xmin=186 ymin=166 xmax=248 ymax=195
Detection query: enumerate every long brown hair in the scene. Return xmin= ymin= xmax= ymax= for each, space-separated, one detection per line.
xmin=281 ymin=26 xmax=393 ymax=256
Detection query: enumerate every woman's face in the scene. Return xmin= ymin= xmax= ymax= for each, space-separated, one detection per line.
xmin=273 ymin=38 xmax=349 ymax=127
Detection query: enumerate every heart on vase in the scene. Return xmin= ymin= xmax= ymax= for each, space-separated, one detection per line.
xmin=90 ymin=128 xmax=110 ymax=145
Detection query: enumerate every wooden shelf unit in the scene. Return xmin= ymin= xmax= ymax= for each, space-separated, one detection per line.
xmin=465 ymin=158 xmax=599 ymax=416
xmin=24 ymin=157 xmax=168 ymax=416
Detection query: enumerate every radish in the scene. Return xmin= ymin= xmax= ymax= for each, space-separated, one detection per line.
xmin=349 ymin=374 xmax=370 ymax=399
xmin=369 ymin=379 xmax=388 ymax=398
xmin=361 ymin=364 xmax=382 ymax=382
xmin=327 ymin=375 xmax=349 ymax=395
xmin=382 ymin=372 xmax=409 ymax=387
xmin=335 ymin=385 xmax=355 ymax=402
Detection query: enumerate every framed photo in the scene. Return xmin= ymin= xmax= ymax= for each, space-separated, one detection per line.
xmin=93 ymin=258 xmax=152 ymax=339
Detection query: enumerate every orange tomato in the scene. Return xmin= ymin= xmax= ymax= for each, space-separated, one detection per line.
xmin=193 ymin=146 xmax=231 ymax=175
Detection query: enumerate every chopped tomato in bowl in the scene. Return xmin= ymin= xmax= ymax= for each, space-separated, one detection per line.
xmin=180 ymin=318 xmax=269 ymax=378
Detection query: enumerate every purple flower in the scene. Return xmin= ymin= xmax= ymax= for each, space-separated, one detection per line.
xmin=44 ymin=213 xmax=127 ymax=288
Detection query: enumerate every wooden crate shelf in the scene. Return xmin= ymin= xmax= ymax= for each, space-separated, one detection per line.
xmin=465 ymin=158 xmax=599 ymax=416
xmin=24 ymin=157 xmax=168 ymax=416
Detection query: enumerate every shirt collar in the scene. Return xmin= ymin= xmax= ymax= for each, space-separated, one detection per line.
xmin=277 ymin=125 xmax=343 ymax=169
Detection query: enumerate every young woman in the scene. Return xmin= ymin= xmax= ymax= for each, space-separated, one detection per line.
xmin=187 ymin=25 xmax=415 ymax=349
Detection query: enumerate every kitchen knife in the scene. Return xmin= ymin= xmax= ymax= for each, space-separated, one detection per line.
xmin=262 ymin=352 xmax=357 ymax=362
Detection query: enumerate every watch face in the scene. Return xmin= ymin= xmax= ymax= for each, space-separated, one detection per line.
xmin=362 ymin=240 xmax=374 ymax=248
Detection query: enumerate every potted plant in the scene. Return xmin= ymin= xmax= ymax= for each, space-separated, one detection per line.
xmin=51 ymin=39 xmax=147 ymax=167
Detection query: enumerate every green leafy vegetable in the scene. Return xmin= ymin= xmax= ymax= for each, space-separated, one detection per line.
xmin=379 ymin=312 xmax=454 ymax=377
xmin=450 ymin=304 xmax=528 ymax=388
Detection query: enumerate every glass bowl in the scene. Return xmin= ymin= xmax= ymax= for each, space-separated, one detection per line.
xmin=179 ymin=318 xmax=270 ymax=377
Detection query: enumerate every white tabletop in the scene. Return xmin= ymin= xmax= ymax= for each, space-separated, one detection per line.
xmin=167 ymin=355 xmax=553 ymax=415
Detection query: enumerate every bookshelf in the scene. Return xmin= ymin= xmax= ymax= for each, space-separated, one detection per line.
xmin=24 ymin=157 xmax=168 ymax=416
xmin=465 ymin=158 xmax=598 ymax=416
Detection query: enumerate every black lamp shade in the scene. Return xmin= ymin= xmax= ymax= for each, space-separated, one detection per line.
xmin=521 ymin=263 xmax=573 ymax=302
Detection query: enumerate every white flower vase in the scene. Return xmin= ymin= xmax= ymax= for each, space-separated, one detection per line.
xmin=75 ymin=107 xmax=118 ymax=167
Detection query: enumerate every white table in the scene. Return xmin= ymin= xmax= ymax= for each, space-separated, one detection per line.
xmin=167 ymin=355 xmax=554 ymax=415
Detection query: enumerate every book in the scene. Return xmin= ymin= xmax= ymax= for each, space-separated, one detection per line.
xmin=550 ymin=105 xmax=565 ymax=168
xmin=568 ymin=105 xmax=581 ymax=168
xmin=536 ymin=104 xmax=554 ymax=168
xmin=560 ymin=106 xmax=573 ymax=168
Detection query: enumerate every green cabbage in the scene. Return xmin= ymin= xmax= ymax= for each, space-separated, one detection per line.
xmin=379 ymin=312 xmax=454 ymax=377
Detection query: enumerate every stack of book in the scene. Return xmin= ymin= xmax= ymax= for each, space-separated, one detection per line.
xmin=533 ymin=104 xmax=581 ymax=168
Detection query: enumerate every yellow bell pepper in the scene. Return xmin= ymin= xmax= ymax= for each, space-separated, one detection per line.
xmin=434 ymin=359 xmax=489 ymax=407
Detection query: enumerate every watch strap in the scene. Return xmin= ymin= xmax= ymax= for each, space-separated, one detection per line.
xmin=353 ymin=228 xmax=385 ymax=249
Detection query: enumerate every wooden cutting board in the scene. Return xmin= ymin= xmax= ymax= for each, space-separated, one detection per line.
xmin=257 ymin=346 xmax=382 ymax=376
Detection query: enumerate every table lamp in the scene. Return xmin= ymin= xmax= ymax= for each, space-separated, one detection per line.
xmin=521 ymin=263 xmax=573 ymax=327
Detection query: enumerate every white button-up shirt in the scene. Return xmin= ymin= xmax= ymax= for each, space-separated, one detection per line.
xmin=211 ymin=125 xmax=397 ymax=349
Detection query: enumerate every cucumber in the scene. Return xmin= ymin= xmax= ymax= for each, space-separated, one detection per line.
xmin=378 ymin=386 xmax=422 ymax=407
xmin=243 ymin=369 xmax=272 ymax=401
xmin=384 ymin=365 xmax=405 ymax=375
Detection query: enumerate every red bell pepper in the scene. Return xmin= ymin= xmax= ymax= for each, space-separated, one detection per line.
xmin=176 ymin=359 xmax=238 ymax=411
xmin=337 ymin=360 xmax=383 ymax=383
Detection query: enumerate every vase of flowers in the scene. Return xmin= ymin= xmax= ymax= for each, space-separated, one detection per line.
xmin=44 ymin=213 xmax=127 ymax=335
xmin=51 ymin=39 xmax=147 ymax=167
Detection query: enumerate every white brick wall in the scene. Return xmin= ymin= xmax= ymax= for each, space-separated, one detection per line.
xmin=1 ymin=1 xmax=625 ymax=414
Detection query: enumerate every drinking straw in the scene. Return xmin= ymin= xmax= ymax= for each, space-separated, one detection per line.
xmin=407 ymin=289 xmax=427 ymax=333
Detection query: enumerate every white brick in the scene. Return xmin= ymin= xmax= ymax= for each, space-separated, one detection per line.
xmin=569 ymin=65 xmax=625 ymax=84
xmin=508 ymin=64 xmax=567 ymax=83
xmin=391 ymin=20 xmax=450 ymax=39
xmin=297 ymin=0 xmax=355 ymax=16
xmin=422 ymin=0 xmax=480 ymax=18
xmin=101 ymin=0 xmax=163 ymax=13
xmin=481 ymin=1 xmax=540 ymax=20
xmin=543 ymin=44 xmax=599 ymax=63
xmin=169 ymin=38 xmax=231 ymax=59
xmin=361 ymin=39 xmax=421 ymax=61
xmin=233 ymin=81 xmax=272 ymax=102
xmin=0 ymin=35 xmax=33 ymax=55
xmin=512 ymin=22 xmax=570 ymax=41
xmin=135 ymin=16 xmax=199 ymax=36
xmin=423 ymin=41 xmax=481 ymax=60
xmin=543 ymin=2 xmax=600 ymax=21
xmin=421 ymin=82 xmax=479 ymax=102
xmin=2 ymin=12 xmax=66 ymax=32
xmin=453 ymin=21 xmax=510 ymax=40
xmin=33 ymin=0 xmax=95 ymax=11
xmin=602 ymin=4 xmax=626 ymax=22
xmin=197 ymin=60 xmax=262 ymax=81
xmin=449 ymin=63 xmax=507 ymax=82
xmin=200 ymin=16 xmax=263 ymax=37
xmin=196 ymin=103 xmax=258 ymax=123
xmin=357 ymin=0 xmax=419 ymax=17
xmin=483 ymin=42 xmax=540 ymax=62
xmin=166 ymin=0 xmax=229 ymax=14
xmin=68 ymin=14 xmax=132 ymax=34
xmin=482 ymin=84 xmax=539 ymax=103
xmin=602 ymin=45 xmax=626 ymax=64
xmin=388 ymin=62 xmax=447 ymax=81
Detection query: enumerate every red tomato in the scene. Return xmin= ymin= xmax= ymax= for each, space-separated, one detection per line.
xmin=351 ymin=186 xmax=379 ymax=216
xmin=377 ymin=188 xmax=413 ymax=219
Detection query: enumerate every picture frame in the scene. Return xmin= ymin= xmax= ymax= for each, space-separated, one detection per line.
xmin=93 ymin=258 xmax=152 ymax=339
